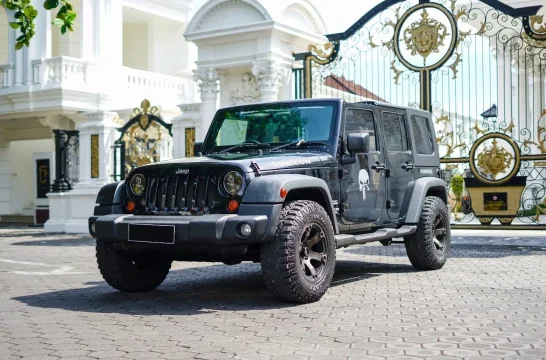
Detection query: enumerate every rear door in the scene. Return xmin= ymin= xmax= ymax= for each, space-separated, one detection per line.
xmin=380 ymin=108 xmax=415 ymax=221
xmin=406 ymin=109 xmax=440 ymax=176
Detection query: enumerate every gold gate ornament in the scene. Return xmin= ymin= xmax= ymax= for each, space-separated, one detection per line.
xmin=404 ymin=9 xmax=449 ymax=60
xmin=477 ymin=139 xmax=515 ymax=180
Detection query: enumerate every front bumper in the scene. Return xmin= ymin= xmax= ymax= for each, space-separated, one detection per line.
xmin=89 ymin=204 xmax=282 ymax=246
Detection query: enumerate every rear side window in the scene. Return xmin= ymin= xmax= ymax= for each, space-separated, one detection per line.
xmin=411 ymin=115 xmax=434 ymax=155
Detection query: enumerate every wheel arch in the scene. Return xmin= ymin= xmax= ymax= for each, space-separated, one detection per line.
xmin=403 ymin=177 xmax=449 ymax=224
xmin=242 ymin=174 xmax=339 ymax=234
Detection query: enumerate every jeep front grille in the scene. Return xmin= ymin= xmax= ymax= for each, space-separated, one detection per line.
xmin=145 ymin=173 xmax=216 ymax=214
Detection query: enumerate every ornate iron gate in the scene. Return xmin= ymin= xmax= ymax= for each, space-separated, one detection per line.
xmin=113 ymin=100 xmax=173 ymax=181
xmin=295 ymin=0 xmax=546 ymax=228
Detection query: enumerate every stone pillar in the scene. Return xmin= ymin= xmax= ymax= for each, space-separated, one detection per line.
xmin=171 ymin=114 xmax=187 ymax=159
xmin=45 ymin=111 xmax=119 ymax=233
xmin=79 ymin=0 xmax=123 ymax=92
xmin=193 ymin=67 xmax=220 ymax=141
xmin=27 ymin=0 xmax=51 ymax=84
xmin=75 ymin=111 xmax=120 ymax=188
xmin=252 ymin=59 xmax=291 ymax=102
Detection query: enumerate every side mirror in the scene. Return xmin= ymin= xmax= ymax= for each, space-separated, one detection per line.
xmin=193 ymin=142 xmax=203 ymax=157
xmin=347 ymin=133 xmax=370 ymax=155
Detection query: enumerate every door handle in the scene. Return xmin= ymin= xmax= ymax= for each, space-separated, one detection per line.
xmin=401 ymin=162 xmax=414 ymax=170
xmin=371 ymin=163 xmax=386 ymax=172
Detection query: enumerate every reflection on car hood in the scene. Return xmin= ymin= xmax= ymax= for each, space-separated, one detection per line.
xmin=138 ymin=152 xmax=329 ymax=172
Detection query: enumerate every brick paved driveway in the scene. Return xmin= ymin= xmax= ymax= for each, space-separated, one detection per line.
xmin=0 ymin=228 xmax=545 ymax=360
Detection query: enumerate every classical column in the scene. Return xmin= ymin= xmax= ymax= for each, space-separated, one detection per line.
xmin=79 ymin=0 xmax=123 ymax=92
xmin=193 ymin=67 xmax=220 ymax=141
xmin=75 ymin=111 xmax=120 ymax=188
xmin=27 ymin=0 xmax=51 ymax=84
xmin=252 ymin=59 xmax=291 ymax=102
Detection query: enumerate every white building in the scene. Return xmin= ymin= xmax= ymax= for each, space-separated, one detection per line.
xmin=0 ymin=0 xmax=544 ymax=231
xmin=0 ymin=0 xmax=328 ymax=232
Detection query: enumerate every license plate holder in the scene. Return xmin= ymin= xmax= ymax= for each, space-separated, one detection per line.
xmin=128 ymin=224 xmax=175 ymax=244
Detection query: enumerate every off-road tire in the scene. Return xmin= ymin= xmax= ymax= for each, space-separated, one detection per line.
xmin=404 ymin=196 xmax=451 ymax=270
xmin=96 ymin=242 xmax=172 ymax=292
xmin=260 ymin=200 xmax=336 ymax=304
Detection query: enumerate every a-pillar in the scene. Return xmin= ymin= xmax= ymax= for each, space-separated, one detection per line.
xmin=193 ymin=67 xmax=221 ymax=141
xmin=252 ymin=59 xmax=291 ymax=102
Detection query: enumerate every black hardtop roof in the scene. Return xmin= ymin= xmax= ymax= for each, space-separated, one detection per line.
xmin=218 ymin=98 xmax=430 ymax=117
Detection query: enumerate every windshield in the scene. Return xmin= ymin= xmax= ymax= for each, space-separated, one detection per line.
xmin=202 ymin=101 xmax=339 ymax=154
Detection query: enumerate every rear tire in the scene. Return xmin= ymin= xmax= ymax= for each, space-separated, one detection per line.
xmin=96 ymin=242 xmax=172 ymax=292
xmin=260 ymin=200 xmax=336 ymax=304
xmin=404 ymin=196 xmax=451 ymax=271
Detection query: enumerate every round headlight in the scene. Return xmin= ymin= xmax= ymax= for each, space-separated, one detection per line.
xmin=223 ymin=171 xmax=243 ymax=195
xmin=130 ymin=174 xmax=146 ymax=196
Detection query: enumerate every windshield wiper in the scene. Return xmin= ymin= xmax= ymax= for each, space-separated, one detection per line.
xmin=270 ymin=140 xmax=327 ymax=152
xmin=217 ymin=141 xmax=267 ymax=154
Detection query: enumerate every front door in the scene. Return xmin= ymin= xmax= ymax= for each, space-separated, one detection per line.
xmin=380 ymin=109 xmax=415 ymax=220
xmin=341 ymin=106 xmax=387 ymax=230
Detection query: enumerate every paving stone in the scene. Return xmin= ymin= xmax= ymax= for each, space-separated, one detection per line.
xmin=0 ymin=228 xmax=545 ymax=360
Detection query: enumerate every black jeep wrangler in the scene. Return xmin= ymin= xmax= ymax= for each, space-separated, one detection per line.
xmin=89 ymin=99 xmax=451 ymax=304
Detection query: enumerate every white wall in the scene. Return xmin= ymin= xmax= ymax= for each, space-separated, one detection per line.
xmin=0 ymin=139 xmax=54 ymax=215
xmin=0 ymin=9 xmax=8 ymax=64
xmin=148 ymin=21 xmax=188 ymax=75
xmin=123 ymin=22 xmax=150 ymax=71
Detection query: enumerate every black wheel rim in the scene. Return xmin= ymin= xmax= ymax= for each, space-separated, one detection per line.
xmin=432 ymin=214 xmax=447 ymax=256
xmin=298 ymin=222 xmax=328 ymax=284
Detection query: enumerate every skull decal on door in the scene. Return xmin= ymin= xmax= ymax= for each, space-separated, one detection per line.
xmin=358 ymin=169 xmax=370 ymax=200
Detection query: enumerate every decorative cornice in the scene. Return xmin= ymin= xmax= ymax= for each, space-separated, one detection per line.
xmin=251 ymin=60 xmax=291 ymax=94
xmin=185 ymin=0 xmax=272 ymax=35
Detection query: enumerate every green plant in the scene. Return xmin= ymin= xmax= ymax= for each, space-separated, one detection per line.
xmin=450 ymin=174 xmax=464 ymax=212
xmin=2 ymin=0 xmax=76 ymax=50
xmin=517 ymin=204 xmax=546 ymax=217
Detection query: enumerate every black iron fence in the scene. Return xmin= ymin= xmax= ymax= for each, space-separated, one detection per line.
xmin=51 ymin=130 xmax=79 ymax=192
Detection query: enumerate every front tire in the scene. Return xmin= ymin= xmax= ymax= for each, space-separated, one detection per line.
xmin=260 ymin=200 xmax=336 ymax=304
xmin=404 ymin=196 xmax=451 ymax=270
xmin=96 ymin=242 xmax=172 ymax=292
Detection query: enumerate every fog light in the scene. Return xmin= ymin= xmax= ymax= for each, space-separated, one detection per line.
xmin=240 ymin=223 xmax=252 ymax=237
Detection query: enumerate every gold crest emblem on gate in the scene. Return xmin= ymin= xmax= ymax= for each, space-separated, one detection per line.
xmin=404 ymin=9 xmax=448 ymax=60
xmin=477 ymin=139 xmax=514 ymax=180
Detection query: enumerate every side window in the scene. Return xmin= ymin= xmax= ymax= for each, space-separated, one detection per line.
xmin=345 ymin=109 xmax=378 ymax=152
xmin=381 ymin=112 xmax=409 ymax=152
xmin=411 ymin=115 xmax=434 ymax=155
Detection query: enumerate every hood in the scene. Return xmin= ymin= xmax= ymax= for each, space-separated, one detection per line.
xmin=138 ymin=151 xmax=329 ymax=172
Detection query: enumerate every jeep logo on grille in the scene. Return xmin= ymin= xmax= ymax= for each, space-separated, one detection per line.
xmin=175 ymin=169 xmax=190 ymax=175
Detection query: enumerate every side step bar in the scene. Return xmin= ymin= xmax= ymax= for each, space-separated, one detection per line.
xmin=335 ymin=225 xmax=417 ymax=248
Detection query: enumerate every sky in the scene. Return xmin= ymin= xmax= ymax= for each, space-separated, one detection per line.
xmin=190 ymin=0 xmax=381 ymax=34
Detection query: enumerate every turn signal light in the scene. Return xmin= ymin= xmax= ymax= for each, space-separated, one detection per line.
xmin=227 ymin=200 xmax=239 ymax=213
xmin=126 ymin=201 xmax=136 ymax=213
xmin=280 ymin=187 xmax=288 ymax=199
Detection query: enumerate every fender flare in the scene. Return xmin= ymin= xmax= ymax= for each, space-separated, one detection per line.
xmin=96 ymin=181 xmax=125 ymax=205
xmin=94 ymin=181 xmax=126 ymax=216
xmin=242 ymin=174 xmax=339 ymax=234
xmin=403 ymin=177 xmax=449 ymax=224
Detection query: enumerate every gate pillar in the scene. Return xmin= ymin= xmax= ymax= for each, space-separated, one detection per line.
xmin=75 ymin=111 xmax=120 ymax=187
